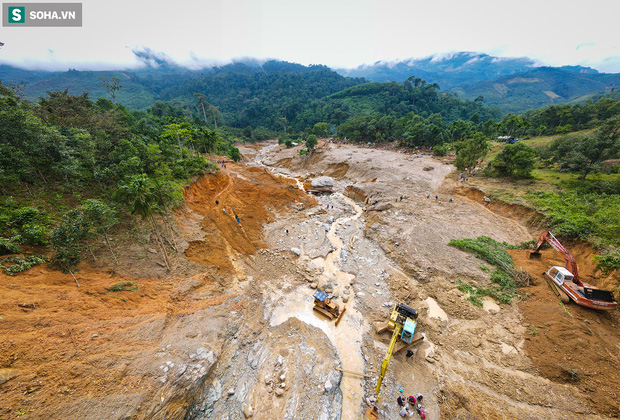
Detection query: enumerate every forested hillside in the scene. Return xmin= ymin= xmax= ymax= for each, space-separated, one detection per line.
xmin=0 ymin=84 xmax=241 ymax=272
xmin=455 ymin=67 xmax=620 ymax=113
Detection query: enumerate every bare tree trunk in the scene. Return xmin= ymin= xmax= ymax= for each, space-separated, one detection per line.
xmin=200 ymin=101 xmax=208 ymax=125
xmin=148 ymin=215 xmax=170 ymax=271
xmin=37 ymin=167 xmax=48 ymax=185
xmin=103 ymin=231 xmax=119 ymax=266
xmin=69 ymin=270 xmax=80 ymax=287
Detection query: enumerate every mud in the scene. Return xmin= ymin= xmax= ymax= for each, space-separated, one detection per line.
xmin=1 ymin=140 xmax=619 ymax=420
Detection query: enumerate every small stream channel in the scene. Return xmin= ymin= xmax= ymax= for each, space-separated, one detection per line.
xmin=270 ymin=192 xmax=370 ymax=418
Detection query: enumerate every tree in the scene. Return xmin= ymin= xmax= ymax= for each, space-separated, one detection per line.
xmin=194 ymin=93 xmax=209 ymax=125
xmin=50 ymin=208 xmax=90 ymax=286
xmin=115 ymin=175 xmax=170 ymax=270
xmin=305 ymin=134 xmax=318 ymax=152
xmin=454 ymin=132 xmax=489 ymax=172
xmin=549 ymin=116 xmax=620 ymax=179
xmin=487 ymin=142 xmax=538 ymax=178
xmin=99 ymin=76 xmax=122 ymax=106
xmin=312 ymin=122 xmax=330 ymax=137
xmin=81 ymin=199 xmax=119 ymax=266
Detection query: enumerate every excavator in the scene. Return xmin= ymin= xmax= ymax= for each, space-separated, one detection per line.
xmin=530 ymin=231 xmax=617 ymax=310
xmin=365 ymin=303 xmax=422 ymax=419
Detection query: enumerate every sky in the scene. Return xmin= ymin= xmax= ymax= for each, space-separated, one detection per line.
xmin=1 ymin=0 xmax=619 ymax=72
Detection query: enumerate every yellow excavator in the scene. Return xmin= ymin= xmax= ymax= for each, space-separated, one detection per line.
xmin=366 ymin=303 xmax=420 ymax=419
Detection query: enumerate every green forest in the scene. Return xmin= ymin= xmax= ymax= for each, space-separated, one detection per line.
xmin=1 ymin=59 xmax=619 ymax=275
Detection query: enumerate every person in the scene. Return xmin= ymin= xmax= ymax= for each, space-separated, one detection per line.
xmin=236 ymin=215 xmax=240 ymax=224
xmin=406 ymin=349 xmax=414 ymax=358
xmin=285 ymin=229 xmax=289 ymax=235
xmin=397 ymin=395 xmax=405 ymax=407
xmin=415 ymin=393 xmax=423 ymax=403
xmin=449 ymin=197 xmax=453 ymax=203
xmin=435 ymin=195 xmax=438 ymax=200
xmin=408 ymin=396 xmax=415 ymax=405
xmin=215 ymin=200 xmax=219 ymax=205
xmin=399 ymin=405 xmax=409 ymax=417
xmin=426 ymin=194 xmax=430 ymax=199
xmin=223 ymin=208 xmax=226 ymax=214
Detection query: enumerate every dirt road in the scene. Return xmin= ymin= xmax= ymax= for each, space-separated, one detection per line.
xmin=1 ymin=140 xmax=618 ymax=419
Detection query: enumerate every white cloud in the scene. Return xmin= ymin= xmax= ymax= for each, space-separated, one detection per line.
xmin=0 ymin=0 xmax=618 ymax=72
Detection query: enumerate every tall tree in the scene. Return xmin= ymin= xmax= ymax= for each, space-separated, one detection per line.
xmin=99 ymin=76 xmax=122 ymax=106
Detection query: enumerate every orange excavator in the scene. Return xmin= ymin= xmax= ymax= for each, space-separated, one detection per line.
xmin=530 ymin=231 xmax=617 ymax=310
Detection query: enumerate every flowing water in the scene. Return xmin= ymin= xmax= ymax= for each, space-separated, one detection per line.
xmin=270 ymin=193 xmax=369 ymax=419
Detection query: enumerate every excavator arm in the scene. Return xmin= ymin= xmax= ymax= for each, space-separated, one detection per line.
xmin=375 ymin=323 xmax=402 ymax=397
xmin=531 ymin=231 xmax=581 ymax=284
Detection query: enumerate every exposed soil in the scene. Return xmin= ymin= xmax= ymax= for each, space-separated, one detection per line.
xmin=1 ymin=139 xmax=619 ymax=420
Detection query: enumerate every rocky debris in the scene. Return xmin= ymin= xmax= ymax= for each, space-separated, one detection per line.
xmin=344 ymin=185 xmax=368 ymax=202
xmin=367 ymin=203 xmax=392 ymax=212
xmin=291 ymin=247 xmax=302 ymax=256
xmin=311 ymin=176 xmax=334 ymax=188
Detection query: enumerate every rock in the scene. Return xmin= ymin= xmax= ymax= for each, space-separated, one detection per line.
xmin=148 ymin=248 xmax=157 ymax=254
xmin=311 ymin=176 xmax=334 ymax=188
xmin=228 ymin=388 xmax=235 ymax=396
xmin=291 ymin=247 xmax=301 ymax=256
xmin=325 ymin=288 xmax=333 ymax=294
xmin=342 ymin=297 xmax=349 ymax=303
xmin=280 ymin=374 xmax=286 ymax=381
xmin=310 ymin=282 xmax=318 ymax=289
xmin=425 ymin=356 xmax=435 ymax=364
xmin=243 ymin=405 xmax=254 ymax=418
xmin=275 ymin=388 xmax=284 ymax=397
xmin=280 ymin=382 xmax=286 ymax=388
xmin=324 ymin=379 xmax=333 ymax=392
xmin=0 ymin=368 xmax=19 ymax=386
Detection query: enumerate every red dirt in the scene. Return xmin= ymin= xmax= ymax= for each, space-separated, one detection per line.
xmin=0 ymin=263 xmax=229 ymax=417
xmin=510 ymin=247 xmax=620 ymax=417
xmin=183 ymin=164 xmax=315 ymax=275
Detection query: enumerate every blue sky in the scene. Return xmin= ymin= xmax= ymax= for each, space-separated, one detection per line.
xmin=1 ymin=0 xmax=619 ymax=72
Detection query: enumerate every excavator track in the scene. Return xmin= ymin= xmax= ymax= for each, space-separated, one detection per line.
xmin=313 ymin=305 xmax=336 ymax=320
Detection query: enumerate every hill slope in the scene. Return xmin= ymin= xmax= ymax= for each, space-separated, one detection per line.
xmin=455 ymin=67 xmax=620 ymax=113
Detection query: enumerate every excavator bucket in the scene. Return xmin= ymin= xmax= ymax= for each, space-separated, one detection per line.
xmin=529 ymin=251 xmax=542 ymax=260
xmin=365 ymin=407 xmax=379 ymax=420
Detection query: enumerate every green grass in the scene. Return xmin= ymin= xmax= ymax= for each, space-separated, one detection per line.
xmin=107 ymin=281 xmax=137 ymax=292
xmin=0 ymin=255 xmax=47 ymax=276
xmin=449 ymin=236 xmax=525 ymax=305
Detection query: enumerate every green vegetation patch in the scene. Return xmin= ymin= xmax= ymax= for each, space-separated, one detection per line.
xmin=107 ymin=281 xmax=137 ymax=292
xmin=0 ymin=255 xmax=47 ymax=276
xmin=449 ymin=236 xmax=525 ymax=305
xmin=526 ymin=190 xmax=620 ymax=247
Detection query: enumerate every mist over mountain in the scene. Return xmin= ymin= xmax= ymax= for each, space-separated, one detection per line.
xmin=1 ymin=51 xmax=618 ymax=115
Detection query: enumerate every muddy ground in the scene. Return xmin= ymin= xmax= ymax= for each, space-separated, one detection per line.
xmin=1 ymin=140 xmax=618 ymax=419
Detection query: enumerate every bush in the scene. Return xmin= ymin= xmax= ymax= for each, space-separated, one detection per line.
xmin=0 ymin=237 xmax=20 ymax=255
xmin=107 ymin=281 xmax=137 ymax=292
xmin=432 ymin=144 xmax=447 ymax=156
xmin=487 ymin=142 xmax=537 ymax=178
xmin=0 ymin=255 xmax=47 ymax=276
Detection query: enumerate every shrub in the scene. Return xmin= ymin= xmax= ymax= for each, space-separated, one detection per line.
xmin=432 ymin=144 xmax=447 ymax=156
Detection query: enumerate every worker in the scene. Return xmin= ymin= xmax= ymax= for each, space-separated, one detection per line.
xmin=223 ymin=208 xmax=226 ymax=214
xmin=397 ymin=395 xmax=405 ymax=407
xmin=399 ymin=405 xmax=410 ymax=417
xmin=236 ymin=215 xmax=240 ymax=224
xmin=449 ymin=197 xmax=453 ymax=203
xmin=426 ymin=194 xmax=430 ymax=199
xmin=435 ymin=195 xmax=438 ymax=200
xmin=408 ymin=396 xmax=415 ymax=405
xmin=215 ymin=200 xmax=219 ymax=205
xmin=415 ymin=393 xmax=423 ymax=402
xmin=285 ymin=229 xmax=289 ymax=235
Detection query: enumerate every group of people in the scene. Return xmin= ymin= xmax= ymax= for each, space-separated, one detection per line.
xmin=215 ymin=159 xmax=227 ymax=169
xmin=215 ymin=200 xmax=241 ymax=225
xmin=426 ymin=194 xmax=453 ymax=203
xmin=397 ymin=393 xmax=426 ymax=418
